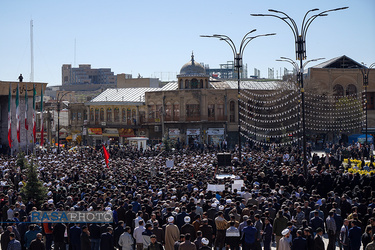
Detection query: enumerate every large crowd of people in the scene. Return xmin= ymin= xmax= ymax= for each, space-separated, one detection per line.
xmin=0 ymin=142 xmax=375 ymax=250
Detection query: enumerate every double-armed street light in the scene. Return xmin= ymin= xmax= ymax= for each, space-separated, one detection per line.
xmin=201 ymin=30 xmax=276 ymax=160
xmin=251 ymin=7 xmax=348 ymax=176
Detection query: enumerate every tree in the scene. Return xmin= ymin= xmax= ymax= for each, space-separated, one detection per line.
xmin=16 ymin=152 xmax=26 ymax=170
xmin=21 ymin=158 xmax=47 ymax=207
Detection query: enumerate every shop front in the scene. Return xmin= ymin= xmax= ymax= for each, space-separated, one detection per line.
xmin=88 ymin=128 xmax=102 ymax=146
xmin=207 ymin=128 xmax=225 ymax=146
xmin=102 ymin=128 xmax=120 ymax=144
xmin=118 ymin=128 xmax=135 ymax=145
xmin=187 ymin=128 xmax=200 ymax=146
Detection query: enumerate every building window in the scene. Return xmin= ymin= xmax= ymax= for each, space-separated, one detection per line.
xmin=346 ymin=84 xmax=357 ymax=96
xmin=185 ymin=80 xmax=189 ymax=89
xmin=127 ymin=109 xmax=131 ymax=124
xmin=199 ymin=79 xmax=203 ymax=88
xmin=95 ymin=109 xmax=99 ymax=123
xmin=77 ymin=112 xmax=82 ymax=120
xmin=156 ymin=104 xmax=162 ymax=119
xmin=173 ymin=103 xmax=180 ymax=120
xmin=186 ymin=104 xmax=200 ymax=117
xmin=165 ymin=104 xmax=172 ymax=120
xmin=208 ymin=104 xmax=215 ymax=118
xmin=100 ymin=108 xmax=104 ymax=122
xmin=84 ymin=109 xmax=88 ymax=121
xmin=217 ymin=104 xmax=224 ymax=118
xmin=333 ymin=84 xmax=344 ymax=96
xmin=191 ymin=78 xmax=198 ymax=89
xmin=114 ymin=108 xmax=120 ymax=122
xmin=230 ymin=101 xmax=235 ymax=122
xmin=148 ymin=105 xmax=155 ymax=119
xmin=122 ymin=109 xmax=126 ymax=122
xmin=179 ymin=79 xmax=183 ymax=89
xmin=132 ymin=109 xmax=136 ymax=125
xmin=106 ymin=108 xmax=112 ymax=122
xmin=72 ymin=112 xmax=76 ymax=121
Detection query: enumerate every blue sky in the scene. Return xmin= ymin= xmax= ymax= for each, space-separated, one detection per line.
xmin=0 ymin=0 xmax=374 ymax=85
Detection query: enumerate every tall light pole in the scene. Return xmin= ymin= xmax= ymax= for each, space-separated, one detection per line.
xmin=57 ymin=91 xmax=71 ymax=153
xmin=359 ymin=63 xmax=375 ymax=145
xmin=201 ymin=30 xmax=275 ymax=160
xmin=252 ymin=7 xmax=348 ymax=176
xmin=276 ymin=57 xmax=324 ymax=149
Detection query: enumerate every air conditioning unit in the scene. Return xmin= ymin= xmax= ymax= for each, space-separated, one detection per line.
xmin=154 ymin=126 xmax=160 ymax=132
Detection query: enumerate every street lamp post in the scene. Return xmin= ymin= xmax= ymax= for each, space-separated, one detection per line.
xmin=57 ymin=92 xmax=71 ymax=153
xmin=276 ymin=57 xmax=324 ymax=148
xmin=359 ymin=63 xmax=375 ymax=145
xmin=252 ymin=7 xmax=348 ymax=176
xmin=201 ymin=30 xmax=275 ymax=160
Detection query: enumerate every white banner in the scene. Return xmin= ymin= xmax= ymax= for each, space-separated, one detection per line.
xmin=207 ymin=184 xmax=225 ymax=192
xmin=187 ymin=129 xmax=200 ymax=136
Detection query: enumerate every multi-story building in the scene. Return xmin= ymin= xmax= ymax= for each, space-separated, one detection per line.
xmin=83 ymin=85 xmax=176 ymax=146
xmin=144 ymin=54 xmax=281 ymax=148
xmin=62 ymin=64 xmax=116 ymax=86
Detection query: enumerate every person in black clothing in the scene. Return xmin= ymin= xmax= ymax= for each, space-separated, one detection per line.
xmin=125 ymin=205 xmax=136 ymax=231
xmin=100 ymin=226 xmax=114 ymax=250
xmin=81 ymin=225 xmax=91 ymax=250
xmin=147 ymin=235 xmax=163 ymax=250
xmin=292 ymin=230 xmax=307 ymax=250
xmin=29 ymin=233 xmax=45 ymax=250
xmin=304 ymin=228 xmax=314 ymax=250
xmin=114 ymin=221 xmax=125 ymax=249
xmin=53 ymin=223 xmax=66 ymax=250
xmin=89 ymin=223 xmax=101 ymax=250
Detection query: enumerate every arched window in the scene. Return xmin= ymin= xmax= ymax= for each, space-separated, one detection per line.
xmin=208 ymin=104 xmax=215 ymax=120
xmin=122 ymin=109 xmax=126 ymax=122
xmin=205 ymin=79 xmax=208 ymax=88
xmin=100 ymin=108 xmax=104 ymax=122
xmin=199 ymin=79 xmax=203 ymax=88
xmin=114 ymin=108 xmax=120 ymax=122
xmin=333 ymin=84 xmax=344 ymax=97
xmin=83 ymin=110 xmax=87 ymax=120
xmin=179 ymin=79 xmax=183 ymax=89
xmin=89 ymin=109 xmax=93 ymax=121
xmin=132 ymin=109 xmax=136 ymax=125
xmin=106 ymin=108 xmax=112 ymax=122
xmin=191 ymin=78 xmax=198 ymax=89
xmin=230 ymin=101 xmax=235 ymax=122
xmin=95 ymin=109 xmax=99 ymax=123
xmin=127 ymin=109 xmax=131 ymax=125
xmin=346 ymin=84 xmax=357 ymax=96
xmin=165 ymin=102 xmax=172 ymax=120
xmin=173 ymin=103 xmax=180 ymax=121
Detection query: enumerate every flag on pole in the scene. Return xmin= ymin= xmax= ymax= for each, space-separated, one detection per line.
xmin=32 ymin=84 xmax=36 ymax=143
xmin=25 ymin=84 xmax=28 ymax=130
xmin=16 ymin=83 xmax=20 ymax=143
xmin=8 ymin=83 xmax=12 ymax=148
xmin=40 ymin=85 xmax=44 ymax=146
xmin=103 ymin=145 xmax=110 ymax=168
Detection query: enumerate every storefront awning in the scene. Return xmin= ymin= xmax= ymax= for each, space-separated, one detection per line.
xmin=102 ymin=128 xmax=119 ymax=137
xmin=118 ymin=128 xmax=135 ymax=137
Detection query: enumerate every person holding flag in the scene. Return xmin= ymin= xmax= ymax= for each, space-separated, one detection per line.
xmin=103 ymin=144 xmax=110 ymax=168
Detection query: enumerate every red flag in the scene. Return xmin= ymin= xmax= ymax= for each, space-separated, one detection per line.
xmin=103 ymin=145 xmax=110 ymax=168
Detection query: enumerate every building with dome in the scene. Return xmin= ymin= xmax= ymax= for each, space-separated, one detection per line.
xmin=144 ymin=53 xmax=279 ymax=148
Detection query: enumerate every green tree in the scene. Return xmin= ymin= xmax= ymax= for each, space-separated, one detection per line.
xmin=21 ymin=159 xmax=47 ymax=207
xmin=16 ymin=152 xmax=26 ymax=170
